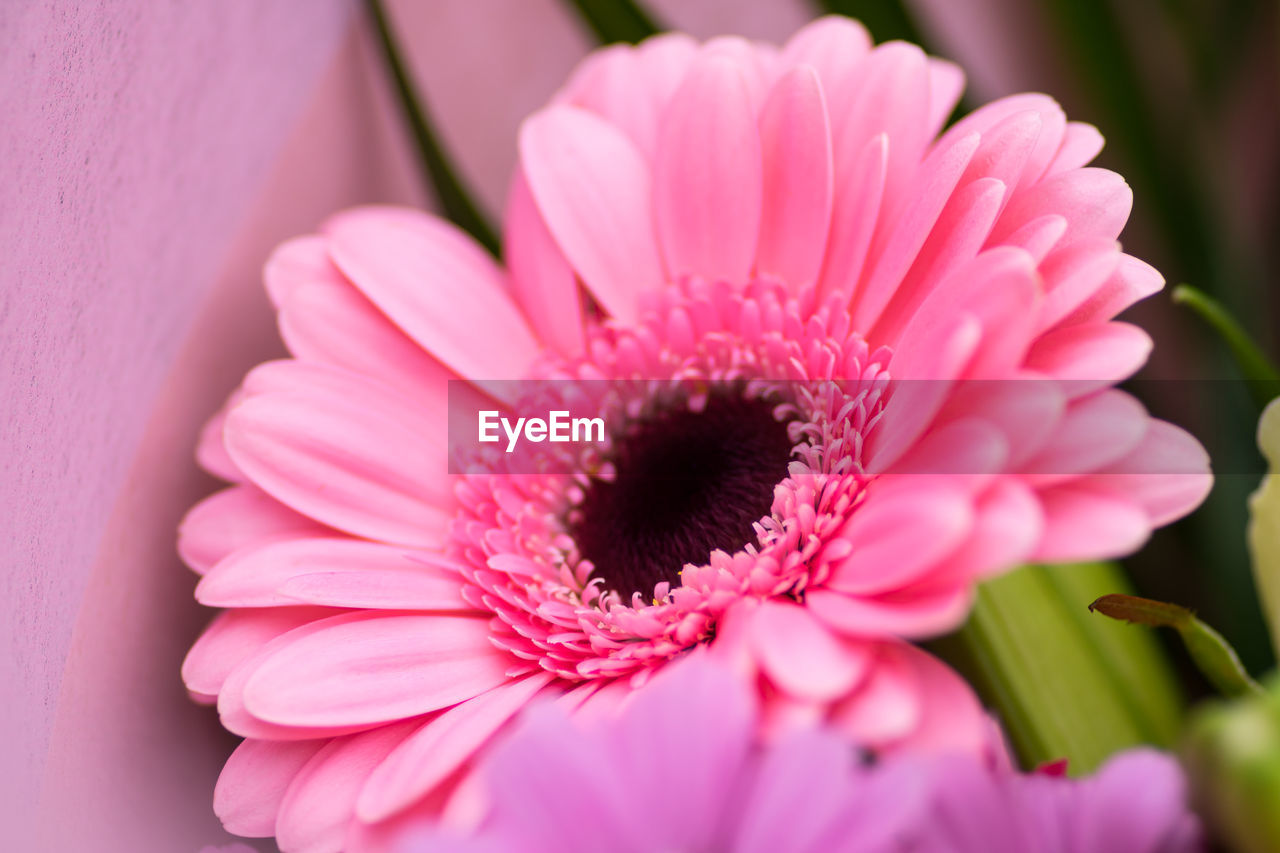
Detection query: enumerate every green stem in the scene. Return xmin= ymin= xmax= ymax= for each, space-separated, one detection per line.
xmin=1173 ymin=284 xmax=1280 ymax=410
xmin=365 ymin=0 xmax=500 ymax=255
xmin=562 ymin=0 xmax=662 ymax=45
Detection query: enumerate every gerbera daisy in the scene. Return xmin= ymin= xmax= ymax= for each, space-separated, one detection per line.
xmin=180 ymin=16 xmax=1210 ymax=851
xmin=390 ymin=654 xmax=1201 ymax=853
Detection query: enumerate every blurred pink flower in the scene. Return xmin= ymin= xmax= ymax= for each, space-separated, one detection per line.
xmin=180 ymin=15 xmax=1211 ymax=851
xmin=390 ymin=654 xmax=1200 ymax=853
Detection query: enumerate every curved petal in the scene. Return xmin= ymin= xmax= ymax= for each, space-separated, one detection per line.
xmin=275 ymin=721 xmax=419 ymax=853
xmin=520 ymin=105 xmax=665 ymax=324
xmin=323 ymin=206 xmax=540 ymax=385
xmin=1024 ymin=321 xmax=1152 ymax=394
xmin=214 ymin=738 xmax=328 ymax=838
xmin=503 ymin=167 xmax=584 ymax=356
xmin=182 ymin=606 xmax=334 ymax=697
xmin=1033 ymin=484 xmax=1151 ymax=561
xmin=278 ymin=273 xmax=457 ymax=400
xmin=263 ymin=234 xmax=344 ymax=309
xmin=755 ymin=65 xmax=833 ymax=290
xmin=178 ymin=484 xmax=325 ymax=574
xmin=654 ymin=54 xmax=763 ymax=284
xmin=749 ymin=599 xmax=869 ymax=702
xmin=196 ymin=537 xmax=470 ymax=611
xmin=357 ymin=673 xmax=555 ymax=822
xmin=241 ymin=612 xmax=512 ymax=728
xmin=224 ymin=370 xmax=452 ymax=548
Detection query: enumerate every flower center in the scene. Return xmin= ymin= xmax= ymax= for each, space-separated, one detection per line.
xmin=571 ymin=391 xmax=794 ymax=600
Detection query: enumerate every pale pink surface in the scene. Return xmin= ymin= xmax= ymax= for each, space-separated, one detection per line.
xmin=182 ymin=18 xmax=1211 ymax=852
xmin=3 ymin=3 xmax=819 ymax=851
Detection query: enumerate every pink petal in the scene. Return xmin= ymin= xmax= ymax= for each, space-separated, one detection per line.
xmin=779 ymin=16 xmax=872 ymax=89
xmin=999 ymin=213 xmax=1068 ymax=263
xmin=357 ymin=673 xmax=555 ymax=822
xmin=936 ymin=374 xmax=1067 ymax=470
xmin=183 ymin=606 xmax=333 ymax=697
xmin=1022 ymin=389 xmax=1149 ymax=483
xmin=889 ymin=417 xmax=1010 ymax=480
xmin=214 ymin=737 xmax=328 ymax=837
xmin=503 ymin=167 xmax=584 ymax=356
xmin=868 ymin=177 xmax=1010 ymax=348
xmin=196 ymin=537 xmax=469 ymax=610
xmin=865 ymin=313 xmax=981 ymax=472
xmin=749 ymin=599 xmax=869 ymax=701
xmin=520 ymin=105 xmax=665 ymax=324
xmin=945 ymin=94 xmax=1066 ymax=192
xmin=278 ymin=273 xmax=457 ymax=400
xmin=836 ymin=42 xmax=932 ymax=221
xmin=1048 ymin=122 xmax=1105 ymax=175
xmin=941 ymin=478 xmax=1045 ymax=582
xmin=242 ymin=612 xmax=512 ymax=728
xmin=853 ymin=128 xmax=980 ymax=331
xmin=217 ymin=614 xmax=390 ymax=742
xmin=960 ymin=110 xmax=1043 ymax=197
xmin=1036 ymin=241 xmax=1123 ymax=331
xmin=1064 ymin=253 xmax=1165 ymax=325
xmin=654 ymin=54 xmax=763 ymax=284
xmin=1094 ymin=419 xmax=1213 ymax=525
xmin=275 ymin=721 xmax=418 ymax=853
xmin=992 ymin=167 xmax=1132 ymax=249
xmin=323 ymin=206 xmax=540 ymax=384
xmin=178 ymin=484 xmax=325 ymax=574
xmin=1024 ymin=322 xmax=1152 ymax=394
xmin=890 ymin=644 xmax=989 ymax=753
xmin=831 ymin=644 xmax=922 ymax=746
xmin=223 ymin=372 xmax=452 ymax=548
xmin=815 ymin=132 xmax=887 ymax=299
xmin=263 ymin=235 xmax=343 ymax=309
xmin=807 ymin=582 xmax=974 ymax=639
xmin=825 ymin=477 xmax=974 ymax=595
xmin=1033 ymin=483 xmax=1151 ymax=561
xmin=196 ymin=392 xmax=245 ymax=483
xmin=926 ymin=58 xmax=966 ymax=138
xmin=755 ymin=65 xmax=833 ymax=289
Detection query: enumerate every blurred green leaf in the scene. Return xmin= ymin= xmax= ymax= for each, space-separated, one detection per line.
xmin=563 ymin=0 xmax=662 ymax=45
xmin=1173 ymin=284 xmax=1280 ymax=410
xmin=933 ymin=563 xmax=1184 ymax=773
xmin=1184 ymin=675 xmax=1280 ymax=853
xmin=1091 ymin=593 xmax=1263 ymax=698
xmin=365 ymin=0 xmax=500 ymax=255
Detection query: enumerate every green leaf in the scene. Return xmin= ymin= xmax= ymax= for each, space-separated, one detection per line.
xmin=932 ymin=563 xmax=1184 ymax=774
xmin=1090 ymin=593 xmax=1264 ymax=698
xmin=562 ymin=0 xmax=662 ymax=45
xmin=1173 ymin=284 xmax=1280 ymax=410
xmin=1184 ymin=675 xmax=1280 ymax=853
xmin=365 ymin=0 xmax=500 ymax=255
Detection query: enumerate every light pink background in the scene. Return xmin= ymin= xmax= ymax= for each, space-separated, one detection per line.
xmin=8 ymin=1 xmax=1273 ymax=851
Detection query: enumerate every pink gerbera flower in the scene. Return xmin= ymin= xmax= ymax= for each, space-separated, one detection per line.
xmin=180 ymin=16 xmax=1211 ymax=852
xmin=391 ymin=654 xmax=1201 ymax=853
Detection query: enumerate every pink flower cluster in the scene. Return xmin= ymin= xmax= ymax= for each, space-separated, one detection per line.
xmin=394 ymin=656 xmax=1201 ymax=853
xmin=179 ymin=16 xmax=1211 ymax=852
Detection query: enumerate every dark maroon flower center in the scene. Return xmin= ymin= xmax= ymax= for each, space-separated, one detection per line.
xmin=572 ymin=393 xmax=794 ymax=600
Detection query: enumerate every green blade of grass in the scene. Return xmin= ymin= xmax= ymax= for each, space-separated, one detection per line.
xmin=1173 ymin=284 xmax=1280 ymax=410
xmin=932 ymin=563 xmax=1184 ymax=773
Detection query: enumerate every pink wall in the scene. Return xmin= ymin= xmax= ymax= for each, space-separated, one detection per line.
xmin=3 ymin=2 xmax=811 ymax=850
